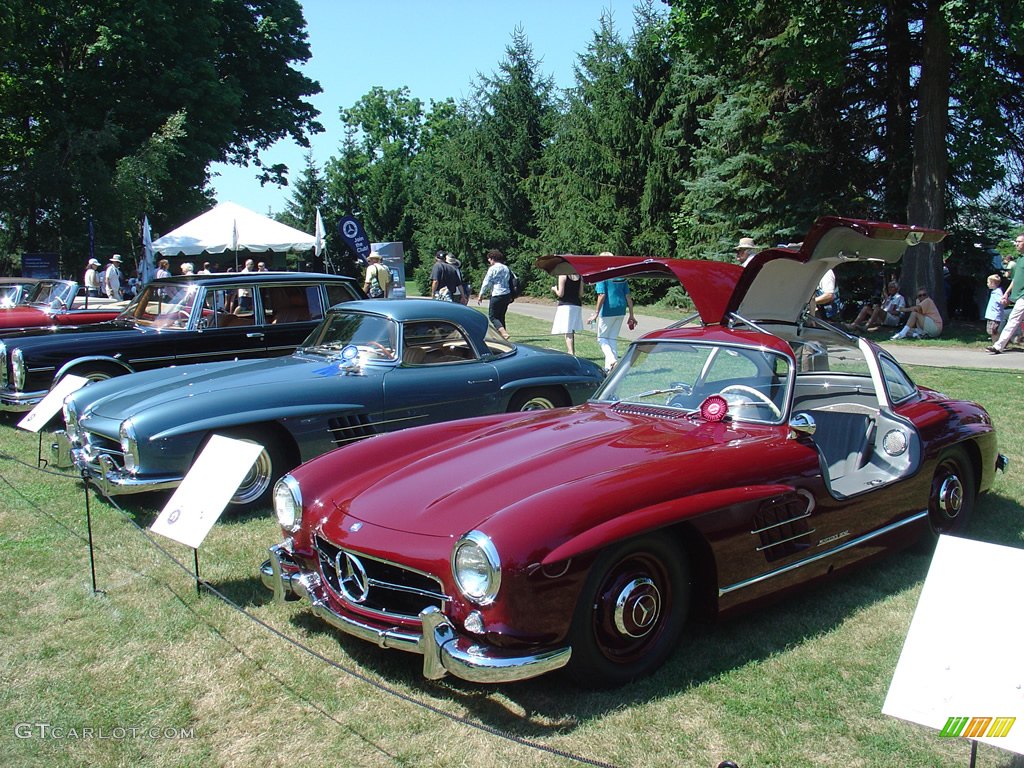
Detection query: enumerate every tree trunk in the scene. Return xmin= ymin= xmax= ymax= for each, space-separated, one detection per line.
xmin=904 ymin=0 xmax=951 ymax=318
xmin=883 ymin=0 xmax=913 ymax=222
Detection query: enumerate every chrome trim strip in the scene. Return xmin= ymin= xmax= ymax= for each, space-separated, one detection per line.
xmin=754 ymin=528 xmax=816 ymax=552
xmin=720 ymin=511 xmax=926 ymax=596
xmin=750 ymin=510 xmax=811 ymax=534
xmin=126 ymin=355 xmax=181 ymax=364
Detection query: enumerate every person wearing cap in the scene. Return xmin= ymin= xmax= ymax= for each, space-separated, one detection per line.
xmin=430 ymin=251 xmax=461 ymax=302
xmin=735 ymin=236 xmax=760 ymax=267
xmin=103 ymin=254 xmax=124 ymax=300
xmin=84 ymin=258 xmax=102 ymax=297
xmin=446 ymin=253 xmax=470 ymax=304
xmin=363 ymin=251 xmax=391 ymax=298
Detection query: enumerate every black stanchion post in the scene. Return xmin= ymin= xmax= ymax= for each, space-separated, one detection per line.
xmin=193 ymin=548 xmax=202 ymax=598
xmin=969 ymin=739 xmax=977 ymax=768
xmin=36 ymin=432 xmax=47 ymax=469
xmin=81 ymin=476 xmax=102 ymax=595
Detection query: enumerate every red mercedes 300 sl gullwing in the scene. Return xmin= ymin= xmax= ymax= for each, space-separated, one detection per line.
xmin=261 ymin=217 xmax=1007 ymax=686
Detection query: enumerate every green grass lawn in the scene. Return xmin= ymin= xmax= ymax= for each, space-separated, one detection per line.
xmin=1 ymin=320 xmax=1021 ymax=768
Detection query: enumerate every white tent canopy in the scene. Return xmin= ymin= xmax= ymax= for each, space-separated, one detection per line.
xmin=151 ymin=201 xmax=316 ymax=256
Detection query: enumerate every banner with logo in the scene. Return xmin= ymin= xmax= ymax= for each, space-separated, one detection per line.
xmin=337 ymin=215 xmax=371 ymax=264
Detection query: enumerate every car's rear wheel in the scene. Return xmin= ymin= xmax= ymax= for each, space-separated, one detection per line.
xmin=567 ymin=535 xmax=689 ymax=686
xmin=927 ymin=446 xmax=976 ymax=537
xmin=216 ymin=427 xmax=294 ymax=511
xmin=508 ymin=387 xmax=568 ymax=412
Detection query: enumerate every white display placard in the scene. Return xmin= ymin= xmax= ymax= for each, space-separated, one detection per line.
xmin=149 ymin=435 xmax=264 ymax=549
xmin=16 ymin=374 xmax=89 ymax=432
xmin=883 ymin=535 xmax=1024 ymax=754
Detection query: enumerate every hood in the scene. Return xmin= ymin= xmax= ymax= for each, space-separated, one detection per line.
xmin=331 ymin=405 xmax=770 ymax=540
xmin=537 ymin=216 xmax=946 ymax=325
xmin=0 ymin=316 xmax=138 ymax=345
xmin=74 ymin=352 xmax=382 ymax=435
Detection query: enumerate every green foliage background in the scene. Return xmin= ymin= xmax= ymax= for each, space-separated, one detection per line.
xmin=2 ymin=0 xmax=1024 ymax=314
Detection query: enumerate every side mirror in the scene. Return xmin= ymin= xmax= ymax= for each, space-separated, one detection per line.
xmin=789 ymin=411 xmax=816 ymax=437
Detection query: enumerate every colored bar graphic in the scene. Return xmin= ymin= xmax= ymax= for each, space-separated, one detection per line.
xmin=939 ymin=716 xmax=1016 ymax=738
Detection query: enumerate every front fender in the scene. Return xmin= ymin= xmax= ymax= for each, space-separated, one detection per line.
xmin=541 ymin=484 xmax=796 ymax=566
xmin=150 ymin=402 xmax=370 ymax=441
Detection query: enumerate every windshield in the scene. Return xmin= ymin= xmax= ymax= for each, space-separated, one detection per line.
xmin=120 ymin=282 xmax=201 ymax=329
xmin=25 ymin=280 xmax=74 ymax=308
xmin=302 ymin=311 xmax=399 ymax=361
xmin=593 ymin=340 xmax=792 ymax=423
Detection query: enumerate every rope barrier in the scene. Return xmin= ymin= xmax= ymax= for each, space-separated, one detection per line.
xmin=0 ymin=451 xmax=622 ymax=768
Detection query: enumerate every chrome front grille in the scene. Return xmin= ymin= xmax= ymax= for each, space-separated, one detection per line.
xmin=0 ymin=342 xmax=7 ymax=387
xmin=81 ymin=431 xmax=125 ymax=468
xmin=327 ymin=414 xmax=377 ymax=447
xmin=315 ymin=535 xmax=447 ymax=620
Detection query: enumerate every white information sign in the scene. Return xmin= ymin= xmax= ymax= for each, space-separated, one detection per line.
xmin=883 ymin=535 xmax=1023 ymax=754
xmin=149 ymin=435 xmax=264 ymax=549
xmin=16 ymin=374 xmax=89 ymax=433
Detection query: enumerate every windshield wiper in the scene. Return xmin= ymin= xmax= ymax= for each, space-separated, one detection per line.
xmin=632 ymin=384 xmax=692 ymax=400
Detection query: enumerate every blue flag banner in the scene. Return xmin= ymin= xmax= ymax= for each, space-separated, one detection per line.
xmin=337 ymin=215 xmax=371 ymax=264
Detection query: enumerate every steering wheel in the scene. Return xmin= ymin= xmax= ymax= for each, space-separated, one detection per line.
xmin=357 ymin=341 xmax=394 ymax=359
xmin=169 ymin=309 xmax=192 ymax=327
xmin=665 ymin=382 xmax=694 ymax=407
xmin=719 ymin=384 xmax=782 ymax=419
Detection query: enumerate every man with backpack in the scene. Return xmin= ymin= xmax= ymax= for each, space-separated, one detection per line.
xmin=363 ymin=251 xmax=391 ymax=298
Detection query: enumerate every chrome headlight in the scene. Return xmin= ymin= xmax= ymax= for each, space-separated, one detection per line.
xmin=64 ymin=397 xmax=81 ymax=441
xmin=11 ymin=347 xmax=26 ymax=391
xmin=0 ymin=341 xmax=7 ymax=387
xmin=273 ymin=474 xmax=303 ymax=532
xmin=452 ymin=531 xmax=501 ymax=605
xmin=119 ymin=419 xmax=139 ymax=474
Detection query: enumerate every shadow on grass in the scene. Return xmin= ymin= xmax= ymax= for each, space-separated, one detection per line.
xmin=206 ymin=574 xmax=273 ymax=610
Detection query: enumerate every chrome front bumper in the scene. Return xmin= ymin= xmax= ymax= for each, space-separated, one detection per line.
xmin=0 ymin=389 xmax=46 ymax=412
xmin=260 ymin=543 xmax=572 ymax=684
xmin=50 ymin=430 xmax=184 ymax=497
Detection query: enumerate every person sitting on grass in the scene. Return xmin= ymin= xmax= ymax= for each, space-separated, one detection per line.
xmin=849 ymin=281 xmax=905 ymax=332
xmin=891 ymin=288 xmax=943 ymax=340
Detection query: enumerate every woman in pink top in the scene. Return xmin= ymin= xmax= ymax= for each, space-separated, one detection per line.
xmin=891 ymin=288 xmax=943 ymax=339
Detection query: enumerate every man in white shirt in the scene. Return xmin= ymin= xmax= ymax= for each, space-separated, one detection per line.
xmin=103 ymin=254 xmax=123 ymax=300
xmin=84 ymin=258 xmax=101 ymax=297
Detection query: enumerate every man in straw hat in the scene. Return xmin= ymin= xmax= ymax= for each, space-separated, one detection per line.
xmin=735 ymin=236 xmax=761 ymax=267
xmin=103 ymin=254 xmax=124 ymax=300
xmin=363 ymin=251 xmax=391 ymax=298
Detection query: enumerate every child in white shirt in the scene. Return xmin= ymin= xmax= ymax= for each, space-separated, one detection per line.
xmin=984 ymin=274 xmax=1004 ymax=344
